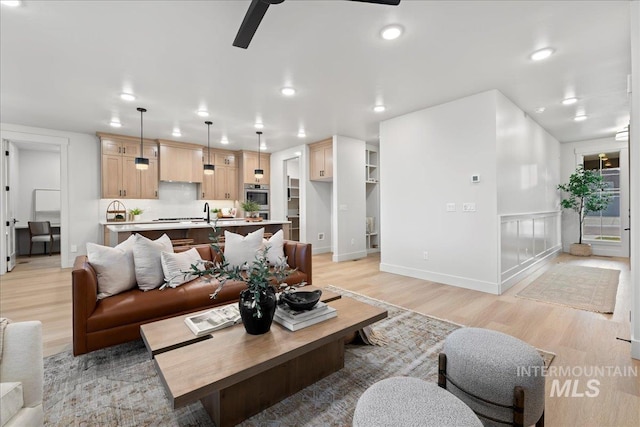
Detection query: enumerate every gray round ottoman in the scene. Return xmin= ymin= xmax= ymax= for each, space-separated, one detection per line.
xmin=353 ymin=376 xmax=482 ymax=427
xmin=441 ymin=328 xmax=545 ymax=426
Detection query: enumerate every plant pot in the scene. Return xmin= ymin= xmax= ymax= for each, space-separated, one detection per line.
xmin=239 ymin=288 xmax=276 ymax=335
xmin=133 ymin=215 xmax=141 ymax=221
xmin=570 ymin=243 xmax=592 ymax=257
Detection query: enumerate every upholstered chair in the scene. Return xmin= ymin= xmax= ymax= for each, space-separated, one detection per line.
xmin=28 ymin=221 xmax=60 ymax=256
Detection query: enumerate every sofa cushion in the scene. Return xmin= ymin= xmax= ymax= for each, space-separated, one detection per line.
xmin=87 ymin=287 xmax=188 ymax=332
xmin=86 ymin=234 xmax=138 ymax=300
xmin=161 ymin=248 xmax=204 ymax=288
xmin=0 ymin=382 xmax=23 ymax=427
xmin=133 ymin=234 xmax=173 ymax=291
xmin=223 ymin=228 xmax=264 ymax=269
xmin=263 ymin=230 xmax=287 ymax=267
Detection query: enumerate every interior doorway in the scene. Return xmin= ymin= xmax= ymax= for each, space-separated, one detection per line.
xmin=284 ymin=157 xmax=300 ymax=241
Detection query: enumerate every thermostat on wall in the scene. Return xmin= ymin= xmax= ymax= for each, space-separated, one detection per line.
xmin=471 ymin=175 xmax=480 ymax=183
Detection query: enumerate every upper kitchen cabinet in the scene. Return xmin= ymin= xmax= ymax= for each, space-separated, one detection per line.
xmin=200 ymin=149 xmax=238 ymax=200
xmin=98 ymin=132 xmax=158 ymax=199
xmin=158 ymin=140 xmax=203 ymax=183
xmin=309 ymin=138 xmax=333 ymax=181
xmin=241 ymin=151 xmax=270 ymax=185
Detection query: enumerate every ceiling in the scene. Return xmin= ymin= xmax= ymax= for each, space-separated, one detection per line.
xmin=0 ymin=1 xmax=631 ymax=153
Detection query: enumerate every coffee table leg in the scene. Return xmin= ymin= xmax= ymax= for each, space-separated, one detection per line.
xmin=200 ymin=339 xmax=345 ymax=427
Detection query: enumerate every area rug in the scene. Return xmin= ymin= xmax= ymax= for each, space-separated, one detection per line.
xmin=43 ymin=287 xmax=461 ymax=426
xmin=516 ymin=263 xmax=620 ymax=314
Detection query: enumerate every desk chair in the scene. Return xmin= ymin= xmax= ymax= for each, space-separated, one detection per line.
xmin=28 ymin=221 xmax=60 ymax=256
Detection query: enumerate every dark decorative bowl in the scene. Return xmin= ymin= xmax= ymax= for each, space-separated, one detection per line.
xmin=281 ymin=290 xmax=322 ymax=311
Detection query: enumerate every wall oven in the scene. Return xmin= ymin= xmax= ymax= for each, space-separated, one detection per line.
xmin=244 ymin=184 xmax=269 ymax=211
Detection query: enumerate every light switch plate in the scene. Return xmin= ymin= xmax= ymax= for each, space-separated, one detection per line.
xmin=463 ymin=203 xmax=476 ymax=212
xmin=446 ymin=203 xmax=456 ymax=212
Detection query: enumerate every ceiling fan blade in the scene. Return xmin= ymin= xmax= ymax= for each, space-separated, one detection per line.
xmin=233 ymin=0 xmax=271 ymax=49
xmin=349 ymin=0 xmax=401 ymax=5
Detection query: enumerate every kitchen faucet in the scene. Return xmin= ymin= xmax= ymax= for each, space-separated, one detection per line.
xmin=204 ymin=202 xmax=210 ymax=223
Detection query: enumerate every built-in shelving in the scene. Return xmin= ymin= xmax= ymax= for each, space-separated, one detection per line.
xmin=287 ymin=176 xmax=300 ymax=241
xmin=365 ymin=146 xmax=380 ymax=253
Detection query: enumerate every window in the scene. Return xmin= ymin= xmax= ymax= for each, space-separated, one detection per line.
xmin=583 ymin=152 xmax=621 ymax=242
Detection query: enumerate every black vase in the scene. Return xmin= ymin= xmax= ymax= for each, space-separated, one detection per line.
xmin=239 ymin=288 xmax=277 ymax=335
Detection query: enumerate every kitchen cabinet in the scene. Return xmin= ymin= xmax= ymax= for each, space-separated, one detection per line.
xmin=309 ymin=138 xmax=333 ymax=181
xmin=200 ymin=149 xmax=238 ymax=200
xmin=158 ymin=140 xmax=203 ymax=183
xmin=214 ymin=165 xmax=238 ymax=200
xmin=242 ymin=151 xmax=270 ymax=184
xmin=98 ymin=133 xmax=158 ymax=199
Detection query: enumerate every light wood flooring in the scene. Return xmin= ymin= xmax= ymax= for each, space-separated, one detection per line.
xmin=0 ymin=252 xmax=638 ymax=426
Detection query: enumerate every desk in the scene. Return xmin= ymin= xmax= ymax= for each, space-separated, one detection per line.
xmin=15 ymin=223 xmax=61 ymax=256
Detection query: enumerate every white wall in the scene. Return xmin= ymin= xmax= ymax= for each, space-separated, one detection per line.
xmin=496 ymin=93 xmax=560 ymax=215
xmin=332 ymin=135 xmax=367 ymax=262
xmin=559 ymin=137 xmax=629 ymax=257
xmin=380 ymin=91 xmax=500 ymax=293
xmin=629 ymin=0 xmax=639 ymax=359
xmin=17 ymin=149 xmax=60 ymax=224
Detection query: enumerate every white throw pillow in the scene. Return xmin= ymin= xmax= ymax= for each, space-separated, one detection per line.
xmin=224 ymin=228 xmax=264 ymax=269
xmin=133 ymin=234 xmax=174 ymax=291
xmin=161 ymin=248 xmax=203 ymax=288
xmin=262 ymin=230 xmax=287 ymax=266
xmin=87 ymin=234 xmax=139 ymax=300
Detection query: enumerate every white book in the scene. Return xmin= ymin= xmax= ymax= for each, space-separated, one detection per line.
xmin=276 ymin=301 xmax=329 ymax=322
xmin=274 ymin=307 xmax=337 ymax=331
xmin=184 ymin=304 xmax=241 ymax=337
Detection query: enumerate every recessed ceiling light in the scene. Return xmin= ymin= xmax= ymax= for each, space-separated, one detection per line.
xmin=254 ymin=122 xmax=264 ymax=129
xmin=562 ymin=97 xmax=578 ymax=105
xmin=529 ymin=47 xmax=555 ymax=61
xmin=297 ymin=130 xmax=306 ymax=138
xmin=380 ymin=25 xmax=403 ymax=40
xmin=373 ymin=105 xmax=386 ymax=113
xmin=220 ymin=136 xmax=229 ymax=145
xmin=172 ymin=129 xmax=182 ymax=137
xmin=109 ymin=119 xmax=122 ymax=128
xmin=535 ymin=107 xmax=546 ymax=113
xmin=281 ymin=87 xmax=296 ymax=96
xmin=574 ymin=115 xmax=588 ymax=122
xmin=197 ymin=110 xmax=209 ymax=117
xmin=120 ymin=92 xmax=136 ymax=101
xmin=1 ymin=1 xmax=22 ymax=7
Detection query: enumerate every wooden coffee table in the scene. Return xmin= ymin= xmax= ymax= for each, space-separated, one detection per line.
xmin=140 ymin=290 xmax=387 ymax=427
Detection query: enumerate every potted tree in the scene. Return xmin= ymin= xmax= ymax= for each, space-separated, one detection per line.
xmin=241 ymin=200 xmax=261 ymax=220
xmin=557 ymin=165 xmax=611 ymax=256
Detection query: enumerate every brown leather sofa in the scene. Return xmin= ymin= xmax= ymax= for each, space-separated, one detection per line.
xmin=72 ymin=241 xmax=312 ymax=356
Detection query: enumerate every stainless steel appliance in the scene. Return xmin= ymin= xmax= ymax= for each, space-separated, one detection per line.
xmin=244 ymin=184 xmax=269 ymax=211
xmin=257 ymin=211 xmax=269 ymax=220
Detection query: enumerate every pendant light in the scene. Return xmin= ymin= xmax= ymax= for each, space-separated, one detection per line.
xmin=203 ymin=121 xmax=215 ymax=175
xmin=254 ymin=131 xmax=264 ymax=179
xmin=134 ymin=107 xmax=149 ymax=170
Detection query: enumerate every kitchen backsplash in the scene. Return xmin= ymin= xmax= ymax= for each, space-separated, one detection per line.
xmin=99 ymin=182 xmax=237 ymax=220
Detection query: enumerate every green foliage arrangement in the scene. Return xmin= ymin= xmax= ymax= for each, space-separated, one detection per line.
xmin=557 ymin=165 xmax=611 ymax=244
xmin=129 ymin=207 xmax=143 ymax=215
xmin=241 ymin=200 xmax=261 ymax=212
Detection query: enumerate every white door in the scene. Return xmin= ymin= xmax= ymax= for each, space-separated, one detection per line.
xmin=2 ymin=139 xmax=17 ymax=271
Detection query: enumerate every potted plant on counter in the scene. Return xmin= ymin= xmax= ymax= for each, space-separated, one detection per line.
xmin=241 ymin=200 xmax=261 ymax=221
xmin=129 ymin=207 xmax=144 ymax=221
xmin=557 ymin=165 xmax=611 ymax=256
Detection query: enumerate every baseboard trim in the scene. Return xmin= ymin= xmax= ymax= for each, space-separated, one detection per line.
xmin=379 ymin=263 xmax=500 ymax=294
xmin=312 ymin=246 xmax=332 ymax=255
xmin=333 ymin=250 xmax=367 ymax=262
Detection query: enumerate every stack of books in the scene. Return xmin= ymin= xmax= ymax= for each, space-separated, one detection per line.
xmin=184 ymin=304 xmax=241 ymax=337
xmin=274 ymin=301 xmax=337 ymax=331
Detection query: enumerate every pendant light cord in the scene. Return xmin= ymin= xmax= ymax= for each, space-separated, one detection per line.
xmin=257 ymin=132 xmax=261 ymax=169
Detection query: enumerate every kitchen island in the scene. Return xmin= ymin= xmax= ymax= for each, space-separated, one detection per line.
xmin=104 ymin=219 xmax=290 ymax=246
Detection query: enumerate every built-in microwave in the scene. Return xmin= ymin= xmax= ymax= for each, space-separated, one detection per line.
xmin=244 ymin=184 xmax=269 ymax=211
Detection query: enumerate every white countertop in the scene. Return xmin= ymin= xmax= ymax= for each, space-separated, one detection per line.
xmin=99 ymin=218 xmax=239 ymax=226
xmin=106 ymin=219 xmax=290 ymax=233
